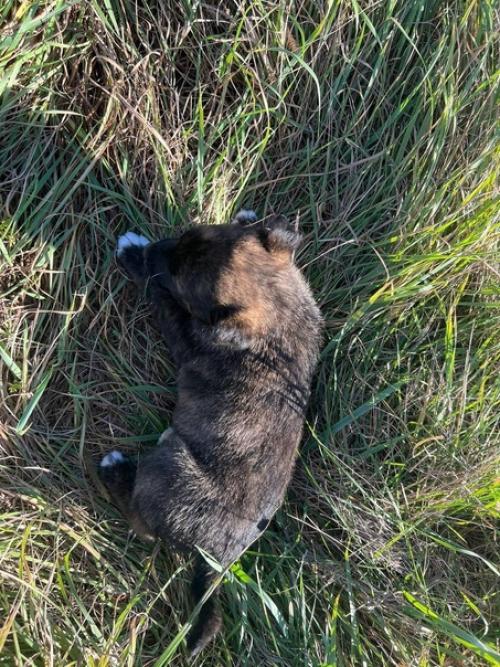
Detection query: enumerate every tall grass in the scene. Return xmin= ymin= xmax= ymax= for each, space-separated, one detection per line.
xmin=0 ymin=1 xmax=498 ymax=665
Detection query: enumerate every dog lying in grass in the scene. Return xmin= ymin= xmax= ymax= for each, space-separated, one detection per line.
xmin=98 ymin=211 xmax=322 ymax=655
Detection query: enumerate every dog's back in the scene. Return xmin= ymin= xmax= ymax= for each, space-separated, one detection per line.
xmin=138 ymin=265 xmax=320 ymax=562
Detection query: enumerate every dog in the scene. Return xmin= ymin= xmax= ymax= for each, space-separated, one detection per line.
xmin=98 ymin=210 xmax=322 ymax=655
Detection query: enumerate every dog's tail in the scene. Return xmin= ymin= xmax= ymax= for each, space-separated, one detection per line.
xmin=187 ymin=555 xmax=223 ymax=656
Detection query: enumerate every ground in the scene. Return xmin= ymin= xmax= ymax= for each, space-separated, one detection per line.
xmin=0 ymin=1 xmax=498 ymax=666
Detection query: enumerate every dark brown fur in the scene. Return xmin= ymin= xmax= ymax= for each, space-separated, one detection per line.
xmin=99 ymin=213 xmax=322 ymax=654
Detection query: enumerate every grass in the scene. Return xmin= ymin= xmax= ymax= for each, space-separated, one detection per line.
xmin=0 ymin=0 xmax=499 ymax=665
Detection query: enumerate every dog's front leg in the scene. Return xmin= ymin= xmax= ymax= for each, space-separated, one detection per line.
xmin=116 ymin=231 xmax=150 ymax=287
xmin=150 ymin=287 xmax=196 ymax=366
xmin=115 ymin=231 xmax=196 ymax=365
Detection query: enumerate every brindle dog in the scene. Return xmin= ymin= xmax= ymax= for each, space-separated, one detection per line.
xmin=99 ymin=211 xmax=322 ymax=655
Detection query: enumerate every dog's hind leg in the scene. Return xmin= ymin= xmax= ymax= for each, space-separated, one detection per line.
xmin=98 ymin=451 xmax=154 ymax=540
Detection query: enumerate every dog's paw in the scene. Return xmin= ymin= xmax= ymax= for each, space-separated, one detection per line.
xmin=116 ymin=231 xmax=150 ymax=283
xmin=98 ymin=450 xmax=133 ymax=483
xmin=98 ymin=450 xmax=136 ymax=498
xmin=232 ymin=209 xmax=257 ymax=226
xmin=100 ymin=450 xmax=126 ymax=467
xmin=158 ymin=427 xmax=174 ymax=445
xmin=116 ymin=231 xmax=150 ymax=257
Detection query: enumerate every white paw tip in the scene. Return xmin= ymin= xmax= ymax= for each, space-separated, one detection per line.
xmin=234 ymin=209 xmax=257 ymax=224
xmin=100 ymin=450 xmax=125 ymax=467
xmin=116 ymin=231 xmax=150 ymax=256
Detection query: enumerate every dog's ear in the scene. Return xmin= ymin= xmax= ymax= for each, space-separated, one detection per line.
xmin=259 ymin=215 xmax=302 ymax=260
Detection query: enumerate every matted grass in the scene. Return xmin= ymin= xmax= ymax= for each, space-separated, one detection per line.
xmin=0 ymin=1 xmax=498 ymax=665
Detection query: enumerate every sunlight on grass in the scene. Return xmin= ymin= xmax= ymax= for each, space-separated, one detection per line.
xmin=0 ymin=0 xmax=498 ymax=665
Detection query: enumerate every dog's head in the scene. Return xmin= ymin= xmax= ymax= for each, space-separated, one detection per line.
xmin=145 ymin=215 xmax=302 ymax=335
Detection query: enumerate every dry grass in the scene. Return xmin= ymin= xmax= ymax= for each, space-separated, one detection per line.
xmin=0 ymin=1 xmax=499 ymax=665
